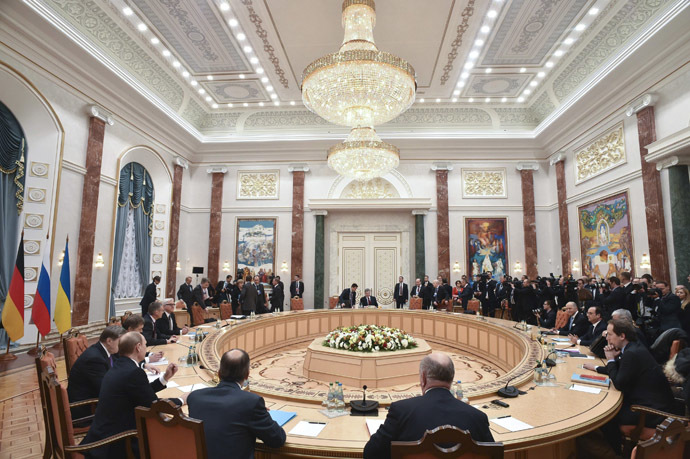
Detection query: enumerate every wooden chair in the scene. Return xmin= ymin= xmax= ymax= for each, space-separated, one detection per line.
xmin=622 ymin=404 xmax=690 ymax=455
xmin=632 ymin=417 xmax=690 ymax=459
xmin=391 ymin=425 xmax=504 ymax=458
xmin=36 ymin=346 xmax=58 ymax=459
xmin=219 ymin=301 xmax=232 ymax=320
xmin=63 ymin=330 xmax=89 ymax=376
xmin=135 ymin=400 xmax=208 ymax=459
xmin=466 ymin=299 xmax=480 ymax=315
xmin=190 ymin=304 xmax=205 ymax=327
xmin=554 ymin=310 xmax=569 ymax=330
xmin=670 ymin=340 xmax=684 ymax=360
xmin=498 ymin=299 xmax=512 ymax=320
xmin=409 ymin=297 xmax=423 ymax=310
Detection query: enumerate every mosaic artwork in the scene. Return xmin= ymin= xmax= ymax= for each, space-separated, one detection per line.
xmin=466 ymin=218 xmax=508 ymax=280
xmin=236 ymin=218 xmax=276 ymax=280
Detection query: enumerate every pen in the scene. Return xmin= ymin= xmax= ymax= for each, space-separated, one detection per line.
xmin=497 ymin=415 xmax=511 ymax=419
xmin=308 ymin=421 xmax=326 ymax=425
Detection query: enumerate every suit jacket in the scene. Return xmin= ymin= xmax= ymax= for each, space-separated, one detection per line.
xmin=254 ymin=283 xmax=267 ymax=311
xmin=578 ymin=320 xmax=608 ymax=346
xmin=289 ymin=281 xmax=304 ymax=298
xmin=270 ymin=284 xmax=284 ymax=309
xmin=394 ymin=283 xmax=409 ymax=303
xmin=67 ymin=343 xmax=113 ymax=420
xmin=143 ymin=314 xmax=167 ymax=346
xmin=215 ymin=281 xmax=232 ymax=304
xmin=539 ymin=309 xmax=557 ymax=329
xmin=410 ymin=285 xmax=424 ymax=298
xmin=139 ymin=282 xmax=158 ymax=315
xmin=458 ymin=286 xmax=474 ymax=308
xmin=156 ymin=311 xmax=182 ymax=337
xmin=339 ymin=288 xmax=357 ymax=308
xmin=188 ymin=381 xmax=286 ymax=459
xmin=422 ymin=283 xmax=435 ymax=305
xmin=431 ymin=286 xmax=449 ymax=305
xmin=360 ymin=295 xmax=379 ymax=307
xmin=193 ymin=284 xmax=212 ymax=309
xmin=557 ymin=311 xmax=589 ymax=337
xmin=82 ymin=358 xmax=173 ymax=458
xmin=657 ymin=293 xmax=682 ymax=332
xmin=603 ymin=286 xmax=626 ymax=317
xmin=240 ymin=283 xmax=258 ymax=313
xmin=363 ymin=387 xmax=494 ymax=459
xmin=177 ymin=282 xmax=194 ymax=307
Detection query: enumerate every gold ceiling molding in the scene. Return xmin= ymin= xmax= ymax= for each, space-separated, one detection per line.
xmin=575 ymin=122 xmax=626 ymax=184
xmin=440 ymin=0 xmax=476 ymax=85
xmin=240 ymin=0 xmax=289 ymax=89
xmin=340 ymin=177 xmax=400 ymax=199
xmin=237 ymin=170 xmax=280 ymax=200
xmin=461 ymin=169 xmax=507 ymax=198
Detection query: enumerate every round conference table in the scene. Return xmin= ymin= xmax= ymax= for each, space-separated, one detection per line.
xmin=153 ymin=309 xmax=622 ymax=459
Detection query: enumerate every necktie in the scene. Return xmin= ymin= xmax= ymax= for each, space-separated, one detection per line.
xmin=351 ymin=292 xmax=354 ymax=305
xmin=169 ymin=313 xmax=173 ymax=330
xmin=569 ymin=316 xmax=574 ymax=330
xmin=367 ymin=297 xmax=370 ymax=305
xmin=399 ymin=284 xmax=403 ymax=296
xmin=109 ymin=356 xmax=113 ymax=367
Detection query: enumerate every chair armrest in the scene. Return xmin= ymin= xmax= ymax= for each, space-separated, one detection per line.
xmin=630 ymin=405 xmax=690 ymax=421
xmin=72 ymin=415 xmax=95 ymax=424
xmin=64 ymin=429 xmax=137 ymax=456
xmin=69 ymin=398 xmax=98 ymax=408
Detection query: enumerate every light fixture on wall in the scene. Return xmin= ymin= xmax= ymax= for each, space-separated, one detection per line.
xmin=514 ymin=260 xmax=522 ymax=274
xmin=222 ymin=260 xmax=230 ymax=272
xmin=640 ymin=253 xmax=651 ymax=271
xmin=281 ymin=261 xmax=289 ymax=273
xmin=452 ymin=261 xmax=461 ymax=273
xmin=176 ymin=260 xmax=181 ymax=271
xmin=572 ymin=259 xmax=580 ymax=272
xmin=58 ymin=250 xmax=65 ymax=266
xmin=94 ymin=252 xmax=105 ymax=268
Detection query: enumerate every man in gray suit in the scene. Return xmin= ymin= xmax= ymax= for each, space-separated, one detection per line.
xmin=240 ymin=279 xmax=258 ymax=315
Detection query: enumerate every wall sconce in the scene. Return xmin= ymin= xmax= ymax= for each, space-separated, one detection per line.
xmin=640 ymin=253 xmax=651 ymax=271
xmin=572 ymin=259 xmax=580 ymax=272
xmin=58 ymin=250 xmax=65 ymax=266
xmin=514 ymin=260 xmax=522 ymax=273
xmin=176 ymin=260 xmax=181 ymax=271
xmin=452 ymin=261 xmax=461 ymax=273
xmin=222 ymin=260 xmax=230 ymax=272
xmin=280 ymin=261 xmax=289 ymax=273
xmin=94 ymin=252 xmax=105 ymax=268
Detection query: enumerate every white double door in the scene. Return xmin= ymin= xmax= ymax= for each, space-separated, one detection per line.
xmin=338 ymin=232 xmax=401 ymax=308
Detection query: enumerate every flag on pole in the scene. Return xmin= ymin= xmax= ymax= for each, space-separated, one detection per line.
xmin=32 ymin=238 xmax=51 ymax=337
xmin=1 ymin=233 xmax=24 ymax=342
xmin=54 ymin=237 xmax=71 ymax=334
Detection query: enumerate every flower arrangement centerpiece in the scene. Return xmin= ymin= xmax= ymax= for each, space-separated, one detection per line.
xmin=324 ymin=325 xmax=417 ymax=353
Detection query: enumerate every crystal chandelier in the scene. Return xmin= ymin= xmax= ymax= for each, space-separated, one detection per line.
xmin=302 ymin=0 xmax=416 ymax=181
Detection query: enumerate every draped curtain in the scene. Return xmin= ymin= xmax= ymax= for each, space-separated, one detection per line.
xmin=109 ymin=162 xmax=154 ymax=317
xmin=0 ymin=101 xmax=27 ymax=347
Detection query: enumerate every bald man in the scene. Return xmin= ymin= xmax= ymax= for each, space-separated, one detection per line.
xmin=364 ymin=352 xmax=493 ymax=459
xmin=552 ymin=302 xmax=588 ymax=337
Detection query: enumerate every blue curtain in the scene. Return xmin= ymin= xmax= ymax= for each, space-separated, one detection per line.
xmin=0 ymin=101 xmax=27 ymax=347
xmin=109 ymin=162 xmax=154 ymax=317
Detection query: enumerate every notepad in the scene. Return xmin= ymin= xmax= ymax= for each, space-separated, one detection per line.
xmin=269 ymin=410 xmax=297 ymax=426
xmin=177 ymin=383 xmax=207 ymax=393
xmin=551 ymin=337 xmax=571 ymax=342
xmin=149 ymin=359 xmax=170 ymax=366
xmin=230 ymin=315 xmax=247 ymax=319
xmin=490 ymin=416 xmax=533 ymax=432
xmin=366 ymin=419 xmax=385 ymax=436
xmin=288 ymin=421 xmax=326 ymax=437
xmin=571 ymin=373 xmax=610 ymax=387
xmin=146 ymin=373 xmax=159 ymax=383
xmin=569 ymin=384 xmax=601 ymax=394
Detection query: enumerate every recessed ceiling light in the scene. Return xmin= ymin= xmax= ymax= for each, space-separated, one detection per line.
xmin=452 ymin=97 xmax=458 ymax=102
xmin=267 ymin=85 xmax=274 ymax=91
xmin=274 ymin=101 xmax=280 ymax=106
xmin=239 ymin=74 xmax=245 ymax=79
xmin=123 ymin=7 xmax=133 ymax=16
xmin=523 ymin=89 xmax=531 ymax=95
xmin=261 ymin=77 xmax=268 ymax=83
xmin=419 ymin=98 xmax=425 ymax=103
xmin=259 ymin=102 xmax=264 ymax=106
xmin=212 ymin=103 xmax=219 ymax=108
xmin=250 ymin=57 xmax=258 ymax=64
xmin=435 ymin=98 xmax=441 ymax=103
xmin=182 ymin=71 xmax=189 ymax=78
xmin=545 ymin=61 xmax=554 ymax=68
xmin=501 ymin=97 xmax=507 ymax=102
xmin=554 ymin=50 xmax=564 ymax=57
xmin=228 ymin=18 xmax=239 ymax=27
xmin=469 ymin=50 xmax=479 ymax=59
xmin=475 ymin=39 xmax=484 ymax=46
xmin=190 ymin=80 xmax=198 ymax=86
xmin=207 ymin=75 xmax=213 ymax=80
xmin=464 ymin=62 xmax=474 ymax=69
xmin=243 ymin=45 xmax=252 ymax=53
xmin=468 ymin=98 xmax=474 ymax=102
xmin=199 ymin=88 xmax=205 ymax=94
xmin=137 ymin=23 xmax=147 ymax=32
xmin=485 ymin=97 xmax=491 ymax=103
xmin=530 ymin=81 xmax=537 ymax=87
xmin=150 ymin=37 xmax=159 ymax=45
xmin=480 ymin=25 xmax=490 ymax=34
xmin=519 ymin=67 xmax=526 ymax=73
xmin=575 ymin=23 xmax=586 ymax=31
xmin=487 ymin=10 xmax=497 ymax=18
xmin=243 ymin=103 xmax=248 ymax=107
xmin=453 ymin=90 xmax=461 ymax=96
xmin=290 ymin=101 xmax=296 ymax=106
xmin=456 ymin=81 xmax=465 ymax=88
xmin=256 ymin=67 xmax=265 ymax=74
xmin=589 ymin=7 xmax=599 ymax=15
xmin=237 ymin=33 xmax=246 ymax=41
xmin=227 ymin=103 xmax=233 ymax=107
xmin=270 ymin=93 xmax=277 ymax=99
xmin=162 ymin=49 xmax=171 ymax=57
xmin=205 ymin=96 xmax=212 ymax=102
xmin=461 ymin=72 xmax=469 ymax=79
xmin=485 ymin=68 xmax=492 ymax=73
xmin=564 ymin=37 xmax=574 ymax=45
xmin=220 ymin=2 xmax=230 ymax=11
xmin=537 ymin=71 xmax=545 ymax=78
xmin=517 ymin=96 xmax=525 ymax=102
xmin=172 ymin=61 xmax=181 ymax=68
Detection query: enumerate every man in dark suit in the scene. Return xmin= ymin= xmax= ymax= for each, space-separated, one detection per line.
xmin=603 ymin=276 xmax=625 ymax=319
xmin=139 ymin=276 xmax=160 ymax=316
xmin=177 ymin=276 xmax=194 ymax=308
xmin=458 ymin=279 xmax=474 ymax=310
xmin=188 ymin=349 xmax=286 ymax=459
xmin=156 ymin=299 xmax=189 ymax=337
xmin=553 ymin=302 xmax=588 ymax=337
xmin=143 ymin=302 xmax=177 ymax=346
xmin=240 ymin=279 xmax=258 ymax=314
xmin=81 ymin=332 xmax=185 ymax=458
xmin=655 ymin=280 xmax=682 ymax=331
xmin=363 ymin=353 xmax=493 ymax=459
xmin=393 ymin=276 xmax=409 ymax=308
xmin=339 ymin=283 xmax=358 ymax=308
xmin=620 ymin=271 xmax=637 ymax=319
xmin=193 ymin=278 xmax=213 ymax=309
xmin=253 ymin=276 xmax=269 ymax=314
xmin=410 ymin=278 xmax=424 ymax=299
xmin=569 ymin=306 xmax=607 ymax=346
xmin=422 ymin=277 xmax=435 ymax=309
xmin=290 ymin=274 xmax=304 ymax=298
xmin=68 ymin=326 xmax=125 ymax=420
xmin=215 ymin=275 xmax=234 ymax=304
xmin=270 ymin=277 xmax=285 ymax=312
xmin=431 ymin=280 xmax=449 ymax=309
xmin=360 ymin=288 xmax=379 ymax=307
xmin=536 ymin=300 xmax=557 ymax=328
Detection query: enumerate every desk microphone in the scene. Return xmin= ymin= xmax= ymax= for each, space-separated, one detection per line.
xmin=497 ymin=371 xmax=530 ymax=398
xmin=350 ymin=384 xmax=379 ymax=413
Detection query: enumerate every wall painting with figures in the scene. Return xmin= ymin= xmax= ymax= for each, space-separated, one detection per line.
xmin=465 ymin=218 xmax=508 ymax=280
xmin=578 ymin=191 xmax=634 ymax=280
xmin=235 ymin=218 xmax=276 ymax=282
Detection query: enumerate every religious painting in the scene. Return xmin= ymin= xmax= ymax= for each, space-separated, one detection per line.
xmin=235 ymin=218 xmax=276 ymax=282
xmin=578 ymin=191 xmax=634 ymax=279
xmin=465 ymin=218 xmax=508 ymax=280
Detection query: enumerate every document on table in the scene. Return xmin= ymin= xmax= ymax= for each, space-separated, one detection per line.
xmin=551 ymin=338 xmax=571 ymax=342
xmin=288 ymin=421 xmax=327 ymax=437
xmin=490 ymin=416 xmax=533 ymax=432
xmin=177 ymin=383 xmax=207 ymax=393
xmin=269 ymin=410 xmax=297 ymax=426
xmin=149 ymin=358 xmax=170 ymax=365
xmin=366 ymin=419 xmax=385 ymax=436
xmin=569 ymin=384 xmax=602 ymax=394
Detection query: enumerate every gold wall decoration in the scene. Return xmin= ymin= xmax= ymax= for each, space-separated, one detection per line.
xmin=155 ymin=204 xmax=166 ymax=214
xmin=461 ymin=169 xmax=507 ymax=198
xmin=152 ymin=270 xmax=162 ymax=279
xmin=237 ymin=170 xmax=279 ymax=200
xmin=24 ymin=294 xmax=34 ymax=308
xmin=24 ymin=213 xmax=44 ymax=229
xmin=153 ymin=237 xmax=164 ymax=247
xmin=27 ymin=187 xmax=47 ymax=203
xmin=29 ymin=162 xmax=49 ymax=178
xmin=24 ymin=240 xmax=41 ymax=255
xmin=341 ymin=178 xmax=400 ymax=199
xmin=24 ymin=267 xmax=38 ymax=282
xmin=152 ymin=254 xmax=163 ymax=264
xmin=575 ymin=122 xmax=626 ymax=184
xmin=154 ymin=220 xmax=165 ymax=231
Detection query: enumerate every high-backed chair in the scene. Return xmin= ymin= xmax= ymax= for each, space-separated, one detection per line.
xmin=499 ymin=299 xmax=512 ymax=320
xmin=135 ymin=400 xmax=207 ymax=459
xmin=36 ymin=347 xmax=58 ymax=459
xmin=63 ymin=330 xmax=89 ymax=376
xmin=190 ymin=304 xmax=205 ymax=327
xmin=219 ymin=301 xmax=232 ymax=320
xmin=466 ymin=299 xmax=480 ymax=315
xmin=554 ymin=310 xmax=569 ymax=330
xmin=621 ymin=404 xmax=690 ymax=455
xmin=632 ymin=417 xmax=690 ymax=459
xmin=390 ymin=425 xmax=504 ymax=458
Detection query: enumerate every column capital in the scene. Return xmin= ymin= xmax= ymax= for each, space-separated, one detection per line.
xmin=516 ymin=161 xmax=540 ymax=171
xmin=549 ymin=152 xmax=566 ymax=166
xmin=88 ymin=105 xmax=114 ymax=125
xmin=313 ymin=210 xmax=328 ymax=216
xmin=206 ymin=166 xmax=228 ymax=174
xmin=626 ymin=93 xmax=656 ymax=116
xmin=175 ymin=156 xmax=189 ymax=169
xmin=288 ymin=163 xmax=310 ymax=173
xmin=655 ymin=155 xmax=680 ymax=171
xmin=412 ymin=210 xmax=428 ymax=216
xmin=431 ymin=162 xmax=453 ymax=171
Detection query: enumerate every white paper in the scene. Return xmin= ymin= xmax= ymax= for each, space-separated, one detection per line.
xmin=147 ymin=373 xmax=160 ymax=383
xmin=288 ymin=421 xmax=327 ymax=437
xmin=366 ymin=419 xmax=385 ymax=436
xmin=490 ymin=416 xmax=533 ymax=432
xmin=570 ymin=355 xmax=595 ymax=359
xmin=554 ymin=342 xmax=572 ymax=346
xmin=166 ymin=380 xmax=179 ymax=388
xmin=196 ymin=325 xmax=212 ymax=329
xmin=551 ymin=338 xmax=571 ymax=342
xmin=149 ymin=358 xmax=170 ymax=366
xmin=177 ymin=383 xmax=207 ymax=393
xmin=570 ymin=384 xmax=601 ymax=394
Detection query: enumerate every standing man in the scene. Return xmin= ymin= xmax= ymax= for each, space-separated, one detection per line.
xmin=411 ymin=278 xmax=424 ymax=299
xmin=193 ymin=278 xmax=213 ymax=309
xmin=339 ymin=283 xmax=358 ymax=308
xmin=215 ymin=275 xmax=233 ymax=304
xmin=603 ymin=276 xmax=625 ymax=319
xmin=177 ymin=276 xmax=194 ymax=308
xmin=394 ymin=276 xmax=409 ymax=309
xmin=270 ymin=277 xmax=285 ymax=312
xmin=253 ymin=276 xmax=269 ymax=314
xmin=290 ymin=274 xmax=304 ymax=298
xmin=654 ymin=281 xmax=682 ymax=332
xmin=422 ymin=276 xmax=434 ymax=309
xmin=240 ymin=279 xmax=258 ymax=315
xmin=140 ymin=275 xmax=160 ymax=316
xmin=431 ymin=280 xmax=448 ymax=309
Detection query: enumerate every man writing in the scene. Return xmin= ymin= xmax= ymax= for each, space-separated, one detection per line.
xmin=359 ymin=288 xmax=379 ymax=308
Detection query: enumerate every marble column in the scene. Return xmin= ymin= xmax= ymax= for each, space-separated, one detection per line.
xmin=166 ymin=158 xmax=187 ymax=297
xmin=313 ymin=211 xmax=327 ymax=309
xmin=413 ymin=210 xmax=427 ymax=280
xmin=552 ymin=154 xmax=571 ymax=275
xmin=289 ymin=165 xmax=308 ymax=279
xmin=207 ymin=167 xmax=227 ymax=286
xmin=669 ymin=165 xmax=690 ymax=285
xmin=73 ymin=108 xmax=112 ymax=325
xmin=517 ymin=162 xmax=539 ymax=279
xmin=434 ymin=164 xmax=451 ymax=279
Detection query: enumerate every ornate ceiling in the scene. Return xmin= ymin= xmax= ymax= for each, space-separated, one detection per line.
xmin=19 ymin=0 xmax=690 ymax=142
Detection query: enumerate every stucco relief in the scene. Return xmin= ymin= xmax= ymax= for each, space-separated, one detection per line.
xmin=575 ymin=123 xmax=626 ymax=184
xmin=341 ymin=178 xmax=400 ymax=199
xmin=237 ymin=170 xmax=279 ymax=199
xmin=461 ymin=169 xmax=507 ymax=198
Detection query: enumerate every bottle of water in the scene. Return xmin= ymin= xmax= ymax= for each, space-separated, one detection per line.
xmin=337 ymin=382 xmax=345 ymax=413
xmin=327 ymin=383 xmax=335 ymax=412
xmin=186 ymin=346 xmax=193 ymax=366
xmin=455 ymin=380 xmax=466 ymax=402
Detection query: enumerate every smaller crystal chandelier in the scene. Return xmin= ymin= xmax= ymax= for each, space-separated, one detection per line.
xmin=176 ymin=260 xmax=181 ymax=271
xmin=452 ymin=261 xmax=461 ymax=273
xmin=280 ymin=261 xmax=289 ymax=273
xmin=639 ymin=253 xmax=651 ymax=271
xmin=222 ymin=260 xmax=230 ymax=272
xmin=94 ymin=252 xmax=105 ymax=268
xmin=513 ymin=260 xmax=522 ymax=274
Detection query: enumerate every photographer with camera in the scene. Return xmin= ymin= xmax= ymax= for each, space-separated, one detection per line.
xmin=586 ymin=277 xmax=604 ymax=305
xmin=602 ymin=276 xmax=625 ymax=320
xmin=514 ymin=278 xmax=539 ymax=324
xmin=495 ymin=275 xmax=512 ymax=318
xmin=534 ymin=299 xmax=557 ymax=329
xmin=652 ymin=281 xmax=682 ymax=332
xmin=472 ymin=273 xmax=497 ymax=317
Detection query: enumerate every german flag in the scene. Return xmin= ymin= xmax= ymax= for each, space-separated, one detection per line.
xmin=1 ymin=234 xmax=24 ymax=342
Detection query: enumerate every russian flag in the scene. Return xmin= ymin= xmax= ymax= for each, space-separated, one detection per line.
xmin=32 ymin=241 xmax=51 ymax=337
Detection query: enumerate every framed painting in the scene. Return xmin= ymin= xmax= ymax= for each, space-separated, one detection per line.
xmin=465 ymin=218 xmax=508 ymax=280
xmin=578 ymin=191 xmax=634 ymax=279
xmin=235 ymin=218 xmax=276 ymax=282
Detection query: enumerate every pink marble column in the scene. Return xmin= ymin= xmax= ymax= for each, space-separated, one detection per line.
xmin=436 ymin=168 xmax=450 ymax=279
xmin=207 ymin=168 xmax=226 ymax=286
xmin=290 ymin=168 xmax=305 ymax=278
xmin=166 ymin=161 xmax=185 ymax=297
xmin=73 ymin=116 xmax=106 ymax=325
xmin=637 ymin=106 xmax=670 ymax=281
xmin=554 ymin=159 xmax=571 ymax=276
xmin=519 ymin=166 xmax=538 ymax=279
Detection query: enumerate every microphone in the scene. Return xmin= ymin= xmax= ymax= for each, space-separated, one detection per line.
xmin=350 ymin=384 xmax=379 ymax=413
xmin=497 ymin=370 xmax=530 ymax=398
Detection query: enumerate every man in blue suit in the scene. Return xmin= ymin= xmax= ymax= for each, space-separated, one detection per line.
xmin=188 ymin=349 xmax=286 ymax=459
xmin=339 ymin=283 xmax=358 ymax=308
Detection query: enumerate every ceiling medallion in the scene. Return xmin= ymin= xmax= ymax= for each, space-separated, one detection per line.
xmin=301 ymin=0 xmax=416 ymax=181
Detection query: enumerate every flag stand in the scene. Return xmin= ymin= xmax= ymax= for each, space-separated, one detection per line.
xmin=27 ymin=334 xmax=40 ymax=356
xmin=0 ymin=336 xmax=18 ymax=361
xmin=51 ymin=333 xmax=63 ymax=350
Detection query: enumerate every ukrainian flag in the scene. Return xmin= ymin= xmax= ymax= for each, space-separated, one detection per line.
xmin=54 ymin=238 xmax=71 ymax=334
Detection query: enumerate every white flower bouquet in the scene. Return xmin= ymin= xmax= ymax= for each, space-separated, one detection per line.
xmin=324 ymin=324 xmax=417 ymax=353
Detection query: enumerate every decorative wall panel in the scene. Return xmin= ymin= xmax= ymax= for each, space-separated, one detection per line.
xmin=575 ymin=123 xmax=626 ymax=184
xmin=462 ymin=169 xmax=507 ymax=198
xmin=24 ymin=267 xmax=38 ymax=282
xmin=24 ymin=240 xmax=41 ymax=255
xmin=374 ymin=248 xmax=396 ymax=307
xmin=341 ymin=178 xmax=399 ymax=199
xmin=237 ymin=170 xmax=279 ymax=199
xmin=27 ymin=188 xmax=47 ymax=203
xmin=29 ymin=162 xmax=49 ymax=178
xmin=24 ymin=214 xmax=43 ymax=229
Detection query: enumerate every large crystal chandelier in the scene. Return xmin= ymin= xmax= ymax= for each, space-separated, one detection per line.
xmin=302 ymin=0 xmax=416 ymax=182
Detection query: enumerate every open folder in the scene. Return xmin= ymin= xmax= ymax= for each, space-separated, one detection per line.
xmin=269 ymin=410 xmax=297 ymax=426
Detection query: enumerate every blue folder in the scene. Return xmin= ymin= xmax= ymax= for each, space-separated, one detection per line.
xmin=269 ymin=410 xmax=297 ymax=426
